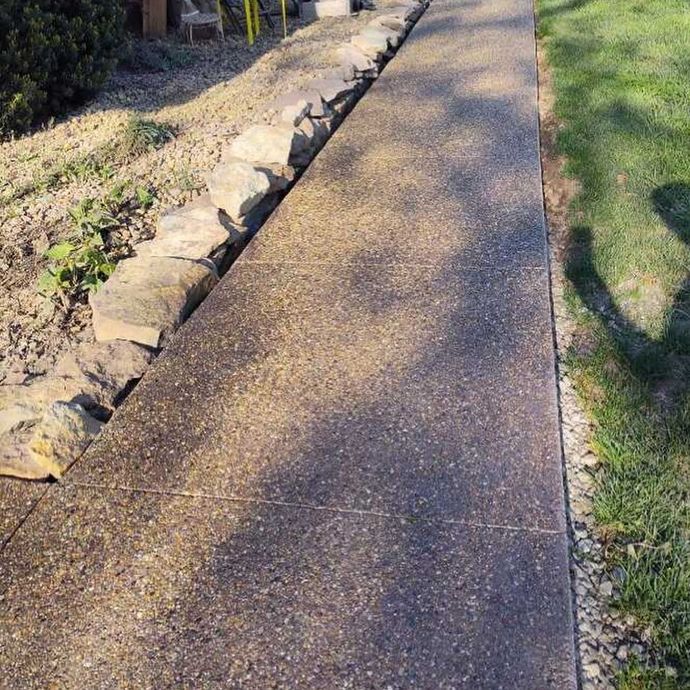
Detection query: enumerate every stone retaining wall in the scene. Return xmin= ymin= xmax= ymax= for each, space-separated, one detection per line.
xmin=0 ymin=0 xmax=429 ymax=480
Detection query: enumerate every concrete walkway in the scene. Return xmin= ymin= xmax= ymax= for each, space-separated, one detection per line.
xmin=0 ymin=0 xmax=577 ymax=686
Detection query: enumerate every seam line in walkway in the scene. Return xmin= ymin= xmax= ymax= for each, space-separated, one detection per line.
xmin=65 ymin=479 xmax=566 ymax=536
xmin=240 ymin=259 xmax=549 ymax=271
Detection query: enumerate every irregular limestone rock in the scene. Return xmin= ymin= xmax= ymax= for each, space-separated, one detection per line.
xmin=1 ymin=427 xmax=47 ymax=480
xmin=220 ymin=150 xmax=296 ymax=195
xmin=28 ymin=402 xmax=103 ymax=478
xmin=0 ymin=403 xmax=40 ymax=436
xmin=279 ymin=99 xmax=311 ymax=126
xmin=356 ymin=26 xmax=399 ymax=54
xmin=0 ymin=341 xmax=153 ymax=425
xmin=1 ymin=402 xmax=103 ymax=480
xmin=388 ymin=1 xmax=424 ymax=21
xmin=351 ymin=32 xmax=389 ymax=60
xmin=155 ymin=202 xmax=233 ymax=260
xmin=157 ymin=196 xmax=246 ymax=267
xmin=336 ymin=44 xmax=378 ymax=75
xmin=52 ymin=341 xmax=154 ymax=409
xmin=266 ymin=90 xmax=328 ymax=118
xmin=229 ymin=124 xmax=310 ymax=167
xmin=371 ymin=14 xmax=407 ymax=32
xmin=0 ymin=342 xmax=151 ymax=480
xmin=206 ymin=160 xmax=271 ymax=221
xmin=324 ymin=64 xmax=357 ymax=83
xmin=90 ymin=255 xmax=218 ymax=348
xmin=307 ymin=78 xmax=354 ymax=104
xmin=298 ymin=117 xmax=330 ymax=154
xmin=331 ymin=91 xmax=358 ymax=119
xmin=364 ymin=22 xmax=402 ymax=47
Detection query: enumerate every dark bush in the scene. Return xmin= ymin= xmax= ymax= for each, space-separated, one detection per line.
xmin=0 ymin=0 xmax=124 ymax=137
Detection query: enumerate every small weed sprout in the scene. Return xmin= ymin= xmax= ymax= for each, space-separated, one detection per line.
xmin=135 ymin=185 xmax=155 ymax=209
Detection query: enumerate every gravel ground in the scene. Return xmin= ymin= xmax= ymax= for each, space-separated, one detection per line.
xmin=0 ymin=4 xmax=399 ymax=383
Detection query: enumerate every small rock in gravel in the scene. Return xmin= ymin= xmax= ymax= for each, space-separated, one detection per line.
xmin=599 ymin=580 xmax=614 ymax=597
xmin=206 ymin=159 xmax=271 ymax=222
xmin=584 ymin=662 xmax=601 ymax=679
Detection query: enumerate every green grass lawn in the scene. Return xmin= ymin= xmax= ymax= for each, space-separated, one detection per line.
xmin=537 ymin=0 xmax=690 ymax=686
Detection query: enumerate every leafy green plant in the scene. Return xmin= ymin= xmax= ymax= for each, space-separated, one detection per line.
xmin=38 ymin=194 xmax=123 ymax=303
xmin=135 ymin=185 xmax=155 ymax=209
xmin=68 ymin=197 xmax=118 ymax=236
xmin=120 ymin=116 xmax=175 ymax=158
xmin=38 ymin=233 xmax=115 ymax=301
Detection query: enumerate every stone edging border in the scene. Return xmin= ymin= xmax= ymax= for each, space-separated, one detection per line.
xmin=0 ymin=0 xmax=430 ymax=481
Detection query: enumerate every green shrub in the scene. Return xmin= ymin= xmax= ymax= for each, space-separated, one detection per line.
xmin=0 ymin=0 xmax=124 ymax=137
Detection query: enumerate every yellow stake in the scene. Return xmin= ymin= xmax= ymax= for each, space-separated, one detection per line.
xmin=280 ymin=0 xmax=287 ymax=38
xmin=243 ymin=0 xmax=254 ymax=44
xmin=253 ymin=0 xmax=260 ymax=37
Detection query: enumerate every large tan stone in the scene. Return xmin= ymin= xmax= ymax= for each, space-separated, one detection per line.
xmin=351 ymin=29 xmax=392 ymax=59
xmin=388 ymin=1 xmax=424 ymax=21
xmin=152 ymin=201 xmax=233 ymax=260
xmin=229 ymin=124 xmax=310 ymax=168
xmin=52 ymin=341 xmax=154 ymax=408
xmin=1 ymin=402 xmax=103 ymax=480
xmin=297 ymin=118 xmax=330 ymax=160
xmin=266 ymin=90 xmax=328 ymax=118
xmin=362 ymin=23 xmax=402 ymax=48
xmin=307 ymin=78 xmax=354 ymax=104
xmin=0 ymin=342 xmax=151 ymax=479
xmin=28 ymin=402 xmax=103 ymax=478
xmin=90 ymin=255 xmax=217 ymax=348
xmin=371 ymin=14 xmax=407 ymax=32
xmin=206 ymin=160 xmax=271 ymax=221
xmin=335 ymin=44 xmax=378 ymax=75
xmin=219 ymin=151 xmax=296 ymax=195
xmin=279 ymin=100 xmax=311 ymax=126
xmin=0 ymin=341 xmax=153 ymax=424
xmin=0 ymin=427 xmax=46 ymax=480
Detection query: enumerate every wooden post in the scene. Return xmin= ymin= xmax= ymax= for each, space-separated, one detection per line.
xmin=143 ymin=0 xmax=167 ymax=37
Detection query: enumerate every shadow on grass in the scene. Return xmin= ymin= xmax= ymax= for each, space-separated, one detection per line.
xmin=565 ymin=184 xmax=690 ymax=410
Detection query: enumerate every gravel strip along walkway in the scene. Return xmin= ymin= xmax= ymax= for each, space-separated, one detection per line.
xmin=0 ymin=0 xmax=577 ymax=686
xmin=538 ymin=46 xmax=651 ymax=688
